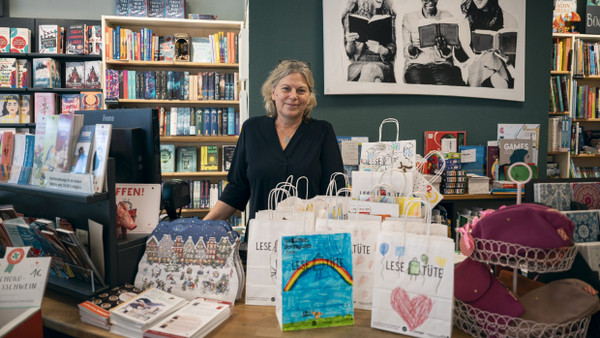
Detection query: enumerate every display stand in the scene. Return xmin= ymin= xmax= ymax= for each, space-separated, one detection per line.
xmin=453 ymin=162 xmax=592 ymax=337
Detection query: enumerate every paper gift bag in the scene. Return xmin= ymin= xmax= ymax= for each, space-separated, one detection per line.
xmin=315 ymin=217 xmax=380 ymax=310
xmin=371 ymin=230 xmax=454 ymax=336
xmin=359 ymin=118 xmax=417 ymax=172
xmin=245 ymin=210 xmax=313 ymax=306
xmin=275 ymin=232 xmax=354 ymax=331
xmin=352 ymin=169 xmax=413 ymax=199
xmin=413 ymin=151 xmax=445 ymax=208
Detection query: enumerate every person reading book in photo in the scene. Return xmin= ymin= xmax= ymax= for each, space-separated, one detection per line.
xmin=461 ymin=0 xmax=517 ymax=88
xmin=342 ymin=0 xmax=397 ymax=82
xmin=402 ymin=0 xmax=470 ymax=85
xmin=203 ymin=60 xmax=345 ymax=238
xmin=0 ymin=95 xmax=20 ymax=123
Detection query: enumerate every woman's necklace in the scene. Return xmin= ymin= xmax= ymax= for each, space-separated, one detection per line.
xmin=277 ymin=124 xmax=300 ymax=145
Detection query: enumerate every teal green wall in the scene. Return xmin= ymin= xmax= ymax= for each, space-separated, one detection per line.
xmin=249 ymin=0 xmax=554 ymax=175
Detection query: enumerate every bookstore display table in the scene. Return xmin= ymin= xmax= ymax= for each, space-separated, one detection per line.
xmin=42 ymin=290 xmax=471 ymax=337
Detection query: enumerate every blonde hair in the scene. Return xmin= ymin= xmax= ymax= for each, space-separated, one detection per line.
xmin=261 ymin=60 xmax=317 ymax=121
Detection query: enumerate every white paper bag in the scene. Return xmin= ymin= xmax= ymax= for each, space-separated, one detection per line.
xmin=359 ymin=118 xmax=417 ymax=172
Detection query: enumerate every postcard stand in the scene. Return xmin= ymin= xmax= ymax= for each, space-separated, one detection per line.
xmin=453 ymin=162 xmax=591 ymax=337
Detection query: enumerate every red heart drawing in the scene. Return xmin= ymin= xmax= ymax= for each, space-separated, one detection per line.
xmin=361 ymin=229 xmax=371 ymax=240
xmin=390 ymin=287 xmax=433 ymax=331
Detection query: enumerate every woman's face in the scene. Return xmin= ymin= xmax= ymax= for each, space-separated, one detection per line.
xmin=6 ymin=99 xmax=18 ymax=115
xmin=473 ymin=0 xmax=489 ymax=9
xmin=271 ymin=72 xmax=310 ymax=121
xmin=421 ymin=0 xmax=438 ymax=14
xmin=373 ymin=0 xmax=383 ymax=9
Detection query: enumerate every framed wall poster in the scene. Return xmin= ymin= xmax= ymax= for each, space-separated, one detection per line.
xmin=323 ymin=0 xmax=526 ymax=101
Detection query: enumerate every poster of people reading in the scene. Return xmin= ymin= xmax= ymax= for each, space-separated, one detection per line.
xmin=323 ymin=0 xmax=526 ymax=101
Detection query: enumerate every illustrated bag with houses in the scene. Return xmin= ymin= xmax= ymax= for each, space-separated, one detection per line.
xmin=133 ymin=218 xmax=244 ymax=304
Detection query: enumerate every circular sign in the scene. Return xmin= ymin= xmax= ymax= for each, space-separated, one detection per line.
xmin=7 ymin=248 xmax=25 ymax=265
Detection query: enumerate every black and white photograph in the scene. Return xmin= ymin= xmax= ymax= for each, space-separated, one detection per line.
xmin=323 ymin=0 xmax=526 ymax=101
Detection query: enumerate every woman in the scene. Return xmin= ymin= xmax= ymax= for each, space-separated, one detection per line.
xmin=342 ymin=0 xmax=396 ymax=82
xmin=0 ymin=95 xmax=20 ymax=123
xmin=461 ymin=0 xmax=517 ymax=88
xmin=204 ymin=60 xmax=345 ymax=229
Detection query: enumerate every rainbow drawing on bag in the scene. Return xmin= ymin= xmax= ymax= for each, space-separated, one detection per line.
xmin=283 ymin=258 xmax=353 ymax=291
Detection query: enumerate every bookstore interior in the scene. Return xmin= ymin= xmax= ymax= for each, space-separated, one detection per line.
xmin=2 ymin=0 xmax=600 ymax=337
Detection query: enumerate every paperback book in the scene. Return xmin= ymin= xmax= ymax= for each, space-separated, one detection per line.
xmin=10 ymin=27 xmax=31 ymax=53
xmin=61 ymin=93 xmax=81 ymax=114
xmin=66 ymin=24 xmax=88 ymax=54
xmin=78 ymin=283 xmax=143 ymax=330
xmin=65 ymin=61 xmax=85 ymax=89
xmin=54 ymin=113 xmax=84 ymax=172
xmin=38 ymin=25 xmax=63 ymax=53
xmin=418 ymin=21 xmax=460 ymax=48
xmin=177 ymin=146 xmax=197 ymax=172
xmin=71 ymin=125 xmax=95 ymax=174
xmin=160 ymin=144 xmax=175 ymax=173
xmin=0 ymin=57 xmax=17 ymax=88
xmin=91 ymin=124 xmax=112 ymax=193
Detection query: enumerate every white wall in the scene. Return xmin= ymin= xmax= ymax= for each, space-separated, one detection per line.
xmin=8 ymin=0 xmax=245 ymax=21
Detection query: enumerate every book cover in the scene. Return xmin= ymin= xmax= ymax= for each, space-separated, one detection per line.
xmin=115 ymin=183 xmax=161 ymax=234
xmin=148 ymin=0 xmax=166 ymax=18
xmin=2 ymin=217 xmax=27 ymax=247
xmin=497 ymin=123 xmax=540 ymax=165
xmin=0 ymin=27 xmax=9 ymax=52
xmin=497 ymin=138 xmax=534 ymax=181
xmin=222 ymin=144 xmax=235 ymax=171
xmin=144 ymin=298 xmax=232 ymax=338
xmin=348 ymin=14 xmax=392 ymax=45
xmin=144 ymin=71 xmax=156 ymax=99
xmin=115 ymin=0 xmax=129 ymax=16
xmin=159 ymin=35 xmax=175 ymax=61
xmin=65 ymin=61 xmax=85 ymax=89
xmin=84 ymin=60 xmax=101 ymax=89
xmin=87 ymin=25 xmax=102 ymax=55
xmin=486 ymin=141 xmax=499 ymax=180
xmin=0 ymin=57 xmax=17 ymax=88
xmin=10 ymin=27 xmax=30 ymax=53
xmin=418 ymin=21 xmax=460 ymax=48
xmin=459 ymin=145 xmax=486 ymax=176
xmin=55 ymin=114 xmax=84 ymax=172
xmin=17 ymin=93 xmax=30 ymax=122
xmin=165 ymin=0 xmax=185 ymax=19
xmin=34 ymin=92 xmax=58 ymax=123
xmin=7 ymin=133 xmax=26 ymax=184
xmin=0 ymin=94 xmax=20 ymax=123
xmin=16 ymin=223 xmax=47 ymax=256
xmin=160 ymin=144 xmax=175 ymax=173
xmin=33 ymin=57 xmax=61 ymax=88
xmin=18 ymin=133 xmax=35 ymax=185
xmin=201 ymin=145 xmax=218 ymax=171
xmin=66 ymin=24 xmax=88 ymax=54
xmin=0 ymin=131 xmax=14 ymax=181
xmin=61 ymin=93 xmax=81 ymax=114
xmin=81 ymin=91 xmax=103 ymax=110
xmin=56 ymin=228 xmax=105 ymax=284
xmin=37 ymin=115 xmax=60 ymax=181
xmin=71 ymin=125 xmax=95 ymax=174
xmin=105 ymin=69 xmax=120 ymax=99
xmin=191 ymin=37 xmax=212 ymax=63
xmin=424 ymin=131 xmax=467 ymax=154
xmin=38 ymin=25 xmax=61 ymax=53
xmin=472 ymin=28 xmax=517 ymax=64
xmin=16 ymin=59 xmax=28 ymax=88
xmin=91 ymin=124 xmax=112 ymax=193
xmin=177 ymin=146 xmax=197 ymax=172
xmin=129 ymin=0 xmax=149 ymax=17
xmin=188 ymin=14 xmax=217 ymax=20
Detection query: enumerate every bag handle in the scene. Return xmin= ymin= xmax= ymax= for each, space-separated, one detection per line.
xmin=377 ymin=169 xmax=407 ymax=197
xmin=401 ymin=197 xmax=432 ymax=238
xmin=326 ymin=172 xmax=349 ymax=196
xmin=417 ymin=150 xmax=446 ymax=183
xmin=369 ymin=183 xmax=397 ymax=203
xmin=378 ymin=118 xmax=400 ymax=142
xmin=267 ymin=187 xmax=291 ymax=219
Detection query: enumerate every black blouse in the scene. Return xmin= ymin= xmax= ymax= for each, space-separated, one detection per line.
xmin=219 ymin=115 xmax=345 ymax=221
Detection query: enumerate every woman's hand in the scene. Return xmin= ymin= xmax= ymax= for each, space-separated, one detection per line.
xmin=435 ymin=36 xmax=452 ymax=57
xmin=407 ymin=44 xmax=421 ymax=58
xmin=366 ymin=40 xmax=388 ymax=56
xmin=345 ymin=32 xmax=360 ymax=43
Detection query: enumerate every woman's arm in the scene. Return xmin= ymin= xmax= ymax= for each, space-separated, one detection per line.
xmin=203 ymin=200 xmax=238 ymax=220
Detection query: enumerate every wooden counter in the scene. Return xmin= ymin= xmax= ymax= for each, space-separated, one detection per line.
xmin=42 ymin=290 xmax=471 ymax=337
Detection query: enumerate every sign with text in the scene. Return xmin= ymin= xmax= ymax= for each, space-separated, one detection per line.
xmin=115 ymin=183 xmax=161 ymax=234
xmin=42 ymin=172 xmax=94 ymax=194
xmin=586 ymin=5 xmax=600 ymax=34
xmin=0 ymin=247 xmax=51 ymax=308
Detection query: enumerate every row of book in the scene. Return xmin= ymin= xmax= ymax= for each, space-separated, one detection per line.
xmin=79 ymin=286 xmax=232 ymax=337
xmin=0 ymin=94 xmax=29 ymax=123
xmin=0 ymin=27 xmax=31 ymax=53
xmin=548 ymin=116 xmax=572 ymax=152
xmin=573 ymin=38 xmax=600 ymax=76
xmin=551 ymin=36 xmax=572 ymax=72
xmin=158 ymin=107 xmax=240 ymax=137
xmin=64 ymin=60 xmax=102 ymax=89
xmin=105 ymin=27 xmax=238 ymax=64
xmin=0 ymin=57 xmax=27 ymax=88
xmin=105 ymin=69 xmax=239 ymax=101
xmin=571 ymin=79 xmax=600 ymax=119
xmin=115 ymin=0 xmax=186 ymax=19
xmin=32 ymin=92 xmax=103 ymax=123
xmin=571 ymin=165 xmax=600 ymax=178
xmin=175 ymin=179 xmax=228 ymax=210
xmin=0 ymin=208 xmax=104 ymax=287
xmin=160 ymin=144 xmax=235 ymax=172
xmin=38 ymin=24 xmax=102 ymax=55
xmin=549 ymin=74 xmax=569 ymax=113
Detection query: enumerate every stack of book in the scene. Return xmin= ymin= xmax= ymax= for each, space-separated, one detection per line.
xmin=109 ymin=287 xmax=187 ymax=337
xmin=144 ymin=297 xmax=233 ymax=338
xmin=78 ymin=283 xmax=143 ymax=330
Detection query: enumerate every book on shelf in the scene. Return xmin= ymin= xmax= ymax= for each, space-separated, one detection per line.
xmin=0 ymin=94 xmax=20 ymax=123
xmin=71 ymin=125 xmax=95 ymax=174
xmin=176 ymin=146 xmax=197 ymax=172
xmin=10 ymin=27 xmax=31 ymax=53
xmin=66 ymin=24 xmax=88 ymax=55
xmin=91 ymin=124 xmax=112 ymax=193
xmin=61 ymin=93 xmax=82 ymax=114
xmin=115 ymin=0 xmax=129 ymax=16
xmin=0 ymin=131 xmax=15 ymax=181
xmin=222 ymin=145 xmax=235 ymax=171
xmin=0 ymin=57 xmax=17 ymax=88
xmin=54 ymin=114 xmax=85 ymax=173
xmin=87 ymin=25 xmax=102 ymax=55
xmin=424 ymin=130 xmax=466 ymax=154
xmin=80 ymin=91 xmax=103 ymax=110
xmin=200 ymin=145 xmax=219 ymax=171
xmin=19 ymin=94 xmax=31 ymax=123
xmin=39 ymin=25 xmax=63 ymax=53
xmin=78 ymin=283 xmax=143 ymax=330
xmin=459 ymin=145 xmax=486 ymax=176
xmin=17 ymin=133 xmax=35 ymax=185
xmin=65 ymin=61 xmax=85 ymax=89
xmin=109 ymin=287 xmax=187 ymax=337
xmin=85 ymin=60 xmax=101 ymax=89
xmin=188 ymin=14 xmax=218 ymax=20
xmin=498 ymin=138 xmax=534 ymax=166
xmin=497 ymin=123 xmax=539 ymax=164
xmin=2 ymin=216 xmax=28 ymax=247
xmin=159 ymin=35 xmax=175 ymax=61
xmin=128 ymin=0 xmax=149 ymax=17
xmin=29 ymin=115 xmax=59 ymax=186
xmin=165 ymin=0 xmax=185 ymax=19
xmin=0 ymin=27 xmax=9 ymax=53
xmin=191 ymin=37 xmax=212 ymax=63
xmin=16 ymin=59 xmax=28 ymax=89
xmin=33 ymin=57 xmax=61 ymax=88
xmin=418 ymin=20 xmax=460 ymax=48
xmin=148 ymin=0 xmax=167 ymax=18
xmin=33 ymin=92 xmax=59 ymax=123
xmin=7 ymin=133 xmax=26 ymax=184
xmin=105 ymin=69 xmax=120 ymax=99
xmin=144 ymin=297 xmax=233 ymax=338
